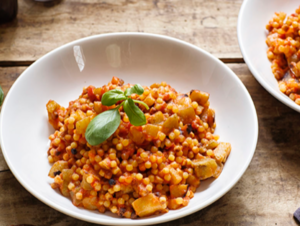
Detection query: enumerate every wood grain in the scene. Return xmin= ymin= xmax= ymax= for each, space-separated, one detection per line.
xmin=1 ymin=64 xmax=300 ymax=225
xmin=0 ymin=0 xmax=242 ymax=62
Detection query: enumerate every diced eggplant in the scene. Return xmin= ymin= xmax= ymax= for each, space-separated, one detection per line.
xmin=190 ymin=90 xmax=209 ymax=105
xmin=144 ymin=94 xmax=156 ymax=107
xmin=167 ymin=198 xmax=182 ymax=210
xmin=132 ymin=193 xmax=166 ymax=217
xmin=170 ymin=184 xmax=188 ymax=198
xmin=169 ymin=168 xmax=182 ymax=185
xmin=75 ymin=109 xmax=86 ymax=121
xmin=70 ymin=187 xmax=82 ymax=206
xmin=177 ymin=106 xmax=196 ymax=124
xmin=175 ymin=95 xmax=191 ymax=106
xmin=48 ymin=161 xmax=69 ymax=178
xmin=162 ymin=114 xmax=179 ymax=134
xmin=206 ymin=140 xmax=219 ymax=149
xmin=61 ymin=169 xmax=74 ymax=197
xmin=148 ymin=111 xmax=164 ymax=125
xmin=186 ymin=174 xmax=200 ymax=187
xmin=192 ymin=158 xmax=218 ymax=180
xmin=81 ymin=171 xmax=93 ymax=191
xmin=46 ymin=100 xmax=63 ymax=129
xmin=129 ymin=126 xmax=145 ymax=145
xmin=143 ymin=124 xmax=159 ymax=138
xmin=76 ymin=117 xmax=91 ymax=135
xmin=214 ymin=142 xmax=231 ymax=163
xmin=207 ymin=109 xmax=215 ymax=127
xmin=94 ymin=101 xmax=103 ymax=114
xmin=82 ymin=197 xmax=98 ymax=210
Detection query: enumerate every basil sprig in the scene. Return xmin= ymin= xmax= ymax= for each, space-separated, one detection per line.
xmin=101 ymin=89 xmax=126 ymax=106
xmin=123 ymin=98 xmax=146 ymax=126
xmin=85 ymin=108 xmax=121 ymax=146
xmin=124 ymin=84 xmax=144 ymax=96
xmin=85 ymin=84 xmax=149 ymax=146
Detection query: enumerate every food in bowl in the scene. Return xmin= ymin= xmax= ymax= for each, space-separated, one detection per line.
xmin=46 ymin=77 xmax=231 ymax=218
xmin=266 ymin=6 xmax=300 ymax=104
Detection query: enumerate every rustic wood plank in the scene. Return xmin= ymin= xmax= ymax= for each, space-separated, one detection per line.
xmin=0 ymin=0 xmax=242 ymax=62
xmin=1 ymin=64 xmax=300 ymax=225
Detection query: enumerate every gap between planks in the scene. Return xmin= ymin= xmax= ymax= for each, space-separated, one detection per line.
xmin=0 ymin=58 xmax=245 ymax=67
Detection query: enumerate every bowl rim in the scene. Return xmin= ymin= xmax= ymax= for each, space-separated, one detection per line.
xmin=237 ymin=0 xmax=300 ymax=113
xmin=0 ymin=32 xmax=259 ymax=225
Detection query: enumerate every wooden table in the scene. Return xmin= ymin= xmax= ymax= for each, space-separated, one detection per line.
xmin=1 ymin=0 xmax=299 ymax=225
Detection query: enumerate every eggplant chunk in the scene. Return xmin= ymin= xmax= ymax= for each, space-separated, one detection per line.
xmin=81 ymin=171 xmax=93 ymax=191
xmin=143 ymin=124 xmax=159 ymax=138
xmin=207 ymin=109 xmax=215 ymax=127
xmin=148 ymin=111 xmax=165 ymax=125
xmin=48 ymin=161 xmax=68 ymax=178
xmin=129 ymin=126 xmax=145 ymax=145
xmin=192 ymin=158 xmax=218 ymax=180
xmin=169 ymin=168 xmax=183 ymax=185
xmin=46 ymin=100 xmax=63 ymax=129
xmin=61 ymin=169 xmax=74 ymax=197
xmin=177 ymin=106 xmax=196 ymax=124
xmin=214 ymin=142 xmax=231 ymax=163
xmin=132 ymin=193 xmax=166 ymax=217
xmin=82 ymin=197 xmax=98 ymax=210
xmin=162 ymin=114 xmax=179 ymax=134
xmin=144 ymin=94 xmax=156 ymax=107
xmin=170 ymin=184 xmax=188 ymax=198
xmin=190 ymin=90 xmax=209 ymax=105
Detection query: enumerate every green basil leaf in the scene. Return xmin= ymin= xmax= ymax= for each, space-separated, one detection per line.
xmin=101 ymin=89 xmax=126 ymax=106
xmin=0 ymin=85 xmax=4 ymax=106
xmin=123 ymin=99 xmax=146 ymax=126
xmin=85 ymin=108 xmax=121 ymax=146
xmin=133 ymin=99 xmax=149 ymax=110
xmin=124 ymin=84 xmax=144 ymax=97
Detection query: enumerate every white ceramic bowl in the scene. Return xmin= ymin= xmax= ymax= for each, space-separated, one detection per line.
xmin=238 ymin=0 xmax=300 ymax=112
xmin=1 ymin=33 xmax=258 ymax=225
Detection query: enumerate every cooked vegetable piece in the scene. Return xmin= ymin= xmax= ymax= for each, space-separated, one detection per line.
xmin=167 ymin=199 xmax=182 ymax=210
xmin=192 ymin=157 xmax=218 ymax=180
xmin=148 ymin=111 xmax=164 ymax=124
xmin=162 ymin=114 xmax=179 ymax=134
xmin=170 ymin=184 xmax=188 ymax=198
xmin=206 ymin=140 xmax=219 ymax=149
xmin=169 ymin=168 xmax=182 ymax=185
xmin=99 ymin=158 xmax=112 ymax=170
xmin=46 ymin=100 xmax=64 ymax=129
xmin=75 ymin=109 xmax=86 ymax=121
xmin=48 ymin=160 xmax=68 ymax=178
xmin=143 ymin=124 xmax=159 ymax=137
xmin=214 ymin=142 xmax=231 ymax=163
xmin=61 ymin=169 xmax=74 ymax=196
xmin=93 ymin=101 xmax=103 ymax=114
xmin=132 ymin=193 xmax=166 ymax=217
xmin=207 ymin=109 xmax=215 ymax=127
xmin=190 ymin=90 xmax=210 ymax=105
xmin=76 ymin=117 xmax=91 ymax=134
xmin=186 ymin=174 xmax=200 ymax=187
xmin=177 ymin=106 xmax=196 ymax=124
xmin=214 ymin=162 xmax=224 ymax=178
xmin=144 ymin=94 xmax=156 ymax=107
xmin=81 ymin=171 xmax=93 ymax=190
xmin=176 ymin=95 xmax=191 ymax=106
xmin=82 ymin=197 xmax=98 ymax=210
xmin=70 ymin=187 xmax=82 ymax=206
xmin=129 ymin=126 xmax=145 ymax=145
